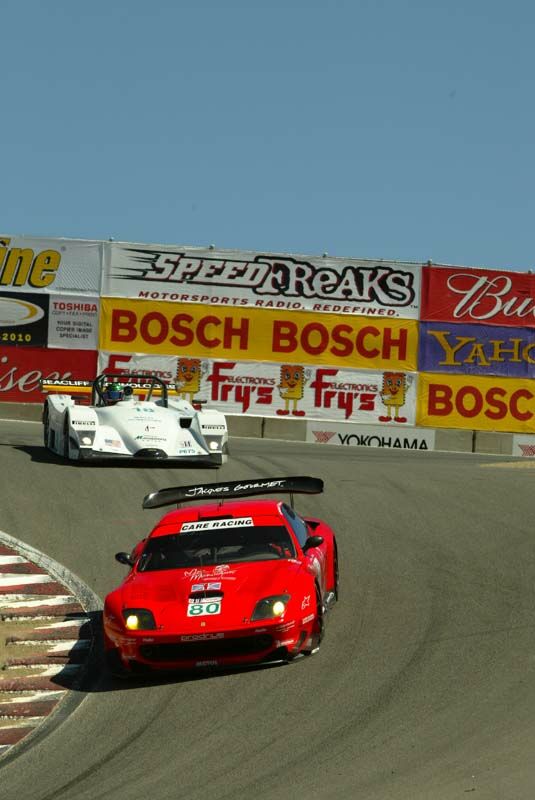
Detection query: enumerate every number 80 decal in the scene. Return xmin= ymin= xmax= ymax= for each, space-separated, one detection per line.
xmin=187 ymin=598 xmax=222 ymax=617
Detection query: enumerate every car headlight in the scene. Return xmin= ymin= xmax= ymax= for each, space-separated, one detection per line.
xmin=251 ymin=594 xmax=291 ymax=621
xmin=122 ymin=608 xmax=156 ymax=630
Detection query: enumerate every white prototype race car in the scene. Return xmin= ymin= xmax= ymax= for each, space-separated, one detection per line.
xmin=41 ymin=373 xmax=229 ymax=465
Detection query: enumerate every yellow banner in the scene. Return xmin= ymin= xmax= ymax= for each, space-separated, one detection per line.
xmin=99 ymin=298 xmax=418 ymax=370
xmin=417 ymin=372 xmax=535 ymax=433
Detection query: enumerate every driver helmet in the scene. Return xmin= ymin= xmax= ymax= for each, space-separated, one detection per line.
xmin=104 ymin=382 xmax=124 ymax=404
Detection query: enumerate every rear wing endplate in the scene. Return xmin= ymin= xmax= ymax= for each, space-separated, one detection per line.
xmin=142 ymin=476 xmax=324 ymax=510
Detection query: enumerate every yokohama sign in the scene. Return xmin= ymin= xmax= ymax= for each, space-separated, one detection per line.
xmin=421 ymin=264 xmax=535 ymax=327
xmin=0 ymin=347 xmax=97 ymax=402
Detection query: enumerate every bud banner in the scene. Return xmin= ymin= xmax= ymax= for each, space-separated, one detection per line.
xmin=104 ymin=242 xmax=422 ymax=319
xmin=97 ymin=351 xmax=418 ymax=424
xmin=421 ymin=264 xmax=535 ymax=327
xmin=417 ymin=372 xmax=535 ymax=433
xmin=419 ymin=321 xmax=535 ymax=378
xmin=99 ymin=298 xmax=418 ymax=371
xmin=0 ymin=347 xmax=97 ymax=402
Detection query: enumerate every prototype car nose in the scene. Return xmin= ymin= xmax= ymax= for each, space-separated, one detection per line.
xmin=134 ymin=448 xmax=168 ymax=459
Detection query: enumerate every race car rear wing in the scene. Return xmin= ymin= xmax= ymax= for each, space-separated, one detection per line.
xmin=142 ymin=476 xmax=324 ymax=510
xmin=40 ymin=379 xmax=186 ymax=399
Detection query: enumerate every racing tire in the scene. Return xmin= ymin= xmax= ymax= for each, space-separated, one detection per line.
xmin=333 ymin=541 xmax=339 ymax=602
xmin=302 ymin=583 xmax=324 ymax=657
xmin=63 ymin=414 xmax=70 ymax=460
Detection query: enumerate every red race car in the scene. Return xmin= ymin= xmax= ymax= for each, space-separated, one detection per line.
xmin=103 ymin=476 xmax=339 ymax=675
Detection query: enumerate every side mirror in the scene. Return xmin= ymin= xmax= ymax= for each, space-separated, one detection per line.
xmin=115 ymin=552 xmax=134 ymax=566
xmin=302 ymin=535 xmax=324 ymax=553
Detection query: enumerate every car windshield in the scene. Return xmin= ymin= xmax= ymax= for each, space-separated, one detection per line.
xmin=137 ymin=525 xmax=296 ymax=572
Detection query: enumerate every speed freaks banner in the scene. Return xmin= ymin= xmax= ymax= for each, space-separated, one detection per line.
xmin=98 ymin=351 xmax=418 ymax=423
xmin=0 ymin=236 xmax=102 ymax=295
xmin=417 ymin=372 xmax=535 ymax=433
xmin=419 ymin=321 xmax=535 ymax=378
xmin=99 ymin=298 xmax=418 ymax=371
xmin=421 ymin=263 xmax=535 ymax=327
xmin=104 ymin=243 xmax=422 ymax=319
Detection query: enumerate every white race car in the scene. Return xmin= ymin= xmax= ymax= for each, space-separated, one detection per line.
xmin=41 ymin=373 xmax=229 ymax=465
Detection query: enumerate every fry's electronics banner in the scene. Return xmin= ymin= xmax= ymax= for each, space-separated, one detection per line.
xmin=99 ymin=298 xmax=419 ymax=371
xmin=0 ymin=347 xmax=97 ymax=402
xmin=104 ymin=243 xmax=422 ymax=319
xmin=98 ymin=351 xmax=418 ymax=423
xmin=419 ymin=321 xmax=535 ymax=378
xmin=421 ymin=264 xmax=535 ymax=327
xmin=417 ymin=372 xmax=535 ymax=433
xmin=306 ymin=421 xmax=435 ymax=451
xmin=0 ymin=237 xmax=102 ymax=295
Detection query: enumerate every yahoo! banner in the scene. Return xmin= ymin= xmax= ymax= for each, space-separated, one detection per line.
xmin=98 ymin=351 xmax=418 ymax=424
xmin=421 ymin=263 xmax=535 ymax=327
xmin=419 ymin=321 xmax=535 ymax=378
xmin=103 ymin=242 xmax=422 ymax=319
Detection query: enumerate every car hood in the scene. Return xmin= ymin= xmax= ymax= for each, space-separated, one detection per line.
xmin=120 ymin=560 xmax=305 ymax=631
xmin=94 ymin=401 xmax=201 ymax=456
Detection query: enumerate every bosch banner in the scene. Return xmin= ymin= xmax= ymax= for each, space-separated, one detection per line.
xmin=0 ymin=236 xmax=102 ymax=295
xmin=104 ymin=243 xmax=422 ymax=319
xmin=419 ymin=321 xmax=535 ymax=378
xmin=421 ymin=263 xmax=535 ymax=327
xmin=306 ymin=421 xmax=435 ymax=451
xmin=98 ymin=351 xmax=418 ymax=424
xmin=99 ymin=298 xmax=418 ymax=371
xmin=417 ymin=372 xmax=535 ymax=433
xmin=0 ymin=347 xmax=97 ymax=402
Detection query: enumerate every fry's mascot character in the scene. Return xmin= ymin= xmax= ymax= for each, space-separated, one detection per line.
xmin=378 ymin=371 xmax=409 ymax=423
xmin=175 ymin=358 xmax=204 ymax=403
xmin=276 ymin=364 xmax=308 ymax=416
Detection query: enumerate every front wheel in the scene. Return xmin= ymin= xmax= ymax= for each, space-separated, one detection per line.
xmin=43 ymin=404 xmax=50 ymax=448
xmin=302 ymin=584 xmax=324 ymax=656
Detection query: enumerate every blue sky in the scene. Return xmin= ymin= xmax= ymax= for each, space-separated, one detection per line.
xmin=2 ymin=0 xmax=533 ymax=271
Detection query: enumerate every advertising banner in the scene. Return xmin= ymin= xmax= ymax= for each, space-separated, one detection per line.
xmin=47 ymin=295 xmax=100 ymax=350
xmin=0 ymin=347 xmax=97 ymax=402
xmin=419 ymin=321 xmax=535 ymax=378
xmin=98 ymin=351 xmax=418 ymax=423
xmin=104 ymin=242 xmax=422 ymax=319
xmin=511 ymin=433 xmax=535 ymax=458
xmin=417 ymin=372 xmax=535 ymax=433
xmin=306 ymin=421 xmax=435 ymax=451
xmin=0 ymin=236 xmax=102 ymax=295
xmin=0 ymin=292 xmax=49 ymax=347
xmin=99 ymin=298 xmax=418 ymax=371
xmin=421 ymin=263 xmax=535 ymax=327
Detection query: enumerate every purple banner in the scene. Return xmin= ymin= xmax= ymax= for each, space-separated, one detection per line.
xmin=418 ymin=321 xmax=535 ymax=378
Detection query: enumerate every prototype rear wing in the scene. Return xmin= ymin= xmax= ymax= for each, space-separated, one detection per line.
xmin=142 ymin=476 xmax=324 ymax=510
xmin=40 ymin=379 xmax=185 ymax=399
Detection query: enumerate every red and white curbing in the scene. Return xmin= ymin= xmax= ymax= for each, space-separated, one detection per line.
xmin=0 ymin=544 xmax=97 ymax=758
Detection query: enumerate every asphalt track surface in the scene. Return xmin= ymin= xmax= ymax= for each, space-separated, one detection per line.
xmin=0 ymin=419 xmax=534 ymax=800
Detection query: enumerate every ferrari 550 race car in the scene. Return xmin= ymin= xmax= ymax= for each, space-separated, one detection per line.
xmin=104 ymin=476 xmax=338 ymax=675
xmin=41 ymin=373 xmax=228 ymax=465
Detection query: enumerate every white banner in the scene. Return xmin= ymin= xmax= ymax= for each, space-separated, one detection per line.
xmin=306 ymin=421 xmax=436 ymax=451
xmin=47 ymin=294 xmax=100 ymax=350
xmin=98 ymin=351 xmax=418 ymax=424
xmin=104 ymin=242 xmax=422 ymax=319
xmin=511 ymin=433 xmax=535 ymax=457
xmin=0 ymin=236 xmax=102 ymax=295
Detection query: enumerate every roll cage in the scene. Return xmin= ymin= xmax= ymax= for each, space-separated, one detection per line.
xmin=93 ymin=373 xmax=169 ymax=408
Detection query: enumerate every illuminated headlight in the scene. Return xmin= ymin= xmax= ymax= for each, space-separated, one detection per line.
xmin=251 ymin=595 xmax=291 ymax=621
xmin=122 ymin=608 xmax=156 ymax=630
xmin=82 ymin=436 xmax=92 ymax=445
xmin=209 ymin=441 xmax=218 ymax=451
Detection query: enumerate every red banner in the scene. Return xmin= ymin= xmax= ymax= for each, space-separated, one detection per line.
xmin=0 ymin=347 xmax=97 ymax=402
xmin=421 ymin=264 xmax=535 ymax=327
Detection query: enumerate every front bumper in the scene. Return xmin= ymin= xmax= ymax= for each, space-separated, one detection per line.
xmin=106 ymin=618 xmax=311 ymax=672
